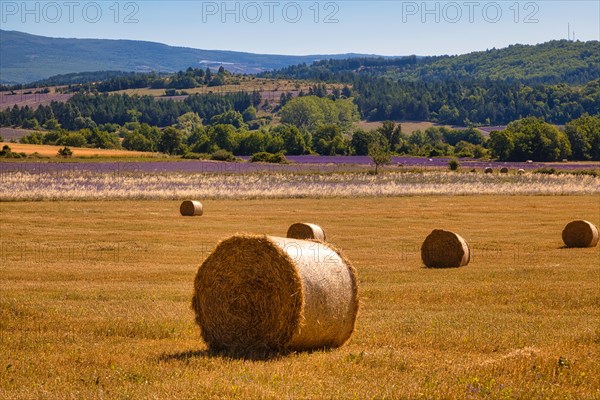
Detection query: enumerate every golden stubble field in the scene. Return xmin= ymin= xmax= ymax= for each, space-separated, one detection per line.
xmin=1 ymin=196 xmax=599 ymax=399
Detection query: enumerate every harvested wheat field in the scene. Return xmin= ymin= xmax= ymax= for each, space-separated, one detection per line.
xmin=0 ymin=196 xmax=599 ymax=399
xmin=0 ymin=142 xmax=157 ymax=158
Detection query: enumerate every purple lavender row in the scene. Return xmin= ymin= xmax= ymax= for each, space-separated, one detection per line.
xmin=1 ymin=156 xmax=598 ymax=175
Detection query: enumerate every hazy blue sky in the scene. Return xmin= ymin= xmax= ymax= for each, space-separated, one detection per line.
xmin=1 ymin=1 xmax=599 ymax=55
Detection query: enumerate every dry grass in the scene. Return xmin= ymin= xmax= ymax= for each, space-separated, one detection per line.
xmin=117 ymin=78 xmax=345 ymax=109
xmin=1 ymin=196 xmax=599 ymax=399
xmin=0 ymin=142 xmax=157 ymax=158
xmin=2 ymin=170 xmax=599 ymax=201
xmin=354 ymin=120 xmax=448 ymax=134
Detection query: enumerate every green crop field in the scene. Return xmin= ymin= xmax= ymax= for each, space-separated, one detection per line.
xmin=1 ymin=196 xmax=598 ymax=399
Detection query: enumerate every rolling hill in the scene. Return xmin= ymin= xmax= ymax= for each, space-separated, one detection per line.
xmin=0 ymin=30 xmax=385 ymax=84
xmin=266 ymin=40 xmax=600 ymax=85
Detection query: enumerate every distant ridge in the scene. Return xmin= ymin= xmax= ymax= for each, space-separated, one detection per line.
xmin=0 ymin=30 xmax=390 ymax=84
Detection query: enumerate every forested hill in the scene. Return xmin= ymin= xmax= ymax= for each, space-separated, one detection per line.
xmin=266 ymin=40 xmax=600 ymax=85
xmin=0 ymin=30 xmax=383 ymax=84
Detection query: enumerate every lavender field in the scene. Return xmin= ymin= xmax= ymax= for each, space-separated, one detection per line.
xmin=2 ymin=156 xmax=599 ymax=176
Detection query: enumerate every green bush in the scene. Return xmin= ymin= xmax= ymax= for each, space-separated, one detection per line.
xmin=249 ymin=151 xmax=289 ymax=164
xmin=182 ymin=152 xmax=211 ymax=160
xmin=57 ymin=147 xmax=73 ymax=158
xmin=564 ymin=169 xmax=599 ymax=177
xmin=0 ymin=145 xmax=12 ymax=156
xmin=210 ymin=149 xmax=239 ymax=162
xmin=534 ymin=167 xmax=556 ymax=175
xmin=448 ymin=158 xmax=460 ymax=171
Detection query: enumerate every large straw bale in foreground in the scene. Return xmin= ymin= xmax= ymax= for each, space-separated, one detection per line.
xmin=287 ymin=223 xmax=326 ymax=241
xmin=192 ymin=235 xmax=359 ymax=352
xmin=180 ymin=200 xmax=203 ymax=216
xmin=421 ymin=229 xmax=470 ymax=268
xmin=562 ymin=220 xmax=599 ymax=248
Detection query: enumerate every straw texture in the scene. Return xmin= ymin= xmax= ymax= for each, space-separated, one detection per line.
xmin=192 ymin=235 xmax=358 ymax=352
xmin=421 ymin=229 xmax=470 ymax=268
xmin=287 ymin=223 xmax=326 ymax=241
xmin=562 ymin=220 xmax=599 ymax=248
xmin=180 ymin=200 xmax=203 ymax=216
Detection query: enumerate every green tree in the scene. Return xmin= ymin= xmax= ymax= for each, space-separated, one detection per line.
xmin=564 ymin=114 xmax=600 ymax=160
xmin=237 ymin=130 xmax=267 ymax=155
xmin=272 ymin=125 xmax=308 ymax=155
xmin=20 ymin=131 xmax=45 ymax=144
xmin=368 ymin=133 xmax=392 ymax=174
xmin=437 ymin=105 xmax=460 ymax=124
xmin=43 ymin=118 xmax=61 ymax=131
xmin=377 ymin=121 xmax=402 ymax=150
xmin=505 ymin=117 xmax=571 ymax=161
xmin=56 ymin=132 xmax=87 ymax=148
xmin=211 ymin=110 xmax=246 ymax=129
xmin=279 ymin=96 xmax=324 ymax=131
xmin=176 ymin=112 xmax=203 ymax=135
xmin=159 ymin=127 xmax=185 ymax=155
xmin=210 ymin=124 xmax=237 ymax=152
xmin=488 ymin=130 xmax=515 ymax=161
xmin=127 ymin=109 xmax=142 ymax=123
xmin=312 ymin=124 xmax=346 ymax=155
xmin=123 ymin=131 xmax=153 ymax=152
xmin=350 ymin=129 xmax=375 ymax=156
xmin=22 ymin=118 xmax=40 ymax=129
xmin=279 ymin=95 xmax=358 ymax=132
xmin=242 ymin=106 xmax=257 ymax=122
xmin=87 ymin=129 xmax=121 ymax=149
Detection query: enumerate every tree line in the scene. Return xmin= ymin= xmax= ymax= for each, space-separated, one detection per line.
xmin=1 ymin=91 xmax=260 ymax=130
xmin=14 ymin=107 xmax=600 ymax=162
xmin=2 ymin=84 xmax=599 ymax=161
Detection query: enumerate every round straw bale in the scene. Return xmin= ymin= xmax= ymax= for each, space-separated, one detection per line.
xmin=180 ymin=200 xmax=203 ymax=216
xmin=500 ymin=167 xmax=509 ymax=173
xmin=421 ymin=229 xmax=470 ymax=268
xmin=286 ymin=223 xmax=326 ymax=241
xmin=517 ymin=169 xmax=526 ymax=175
xmin=562 ymin=220 xmax=599 ymax=248
xmin=484 ymin=167 xmax=493 ymax=174
xmin=192 ymin=235 xmax=358 ymax=352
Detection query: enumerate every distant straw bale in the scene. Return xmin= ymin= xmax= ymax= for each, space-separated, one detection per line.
xmin=180 ymin=200 xmax=203 ymax=216
xmin=484 ymin=167 xmax=493 ymax=174
xmin=192 ymin=235 xmax=359 ymax=353
xmin=500 ymin=167 xmax=509 ymax=173
xmin=562 ymin=220 xmax=599 ymax=248
xmin=421 ymin=229 xmax=470 ymax=268
xmin=287 ymin=223 xmax=326 ymax=241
